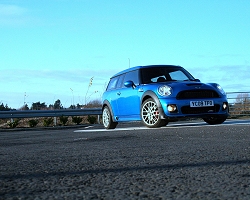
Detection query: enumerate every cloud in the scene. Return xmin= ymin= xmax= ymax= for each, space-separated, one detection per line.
xmin=2 ymin=66 xmax=248 ymax=94
xmin=193 ymin=54 xmax=248 ymax=59
xmin=0 ymin=4 xmax=28 ymax=26
xmin=0 ymin=4 xmax=27 ymax=16
xmin=0 ymin=68 xmax=112 ymax=98
xmin=1 ymin=68 xmax=112 ymax=83
xmin=1 ymin=68 xmax=112 ymax=108
xmin=190 ymin=65 xmax=250 ymax=93
xmin=1 ymin=66 xmax=249 ymax=109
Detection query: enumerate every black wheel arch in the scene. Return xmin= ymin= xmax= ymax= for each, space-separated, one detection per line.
xmin=141 ymin=91 xmax=166 ymax=119
xmin=102 ymin=100 xmax=117 ymax=122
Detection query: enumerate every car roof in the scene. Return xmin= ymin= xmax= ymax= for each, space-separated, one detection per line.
xmin=112 ymin=65 xmax=182 ymax=78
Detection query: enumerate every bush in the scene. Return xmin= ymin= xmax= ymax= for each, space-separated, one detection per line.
xmin=7 ymin=119 xmax=20 ymax=128
xmin=28 ymin=119 xmax=39 ymax=127
xmin=59 ymin=115 xmax=68 ymax=126
xmin=84 ymin=99 xmax=102 ymax=108
xmin=72 ymin=116 xmax=83 ymax=125
xmin=43 ymin=117 xmax=54 ymax=127
xmin=87 ymin=115 xmax=97 ymax=124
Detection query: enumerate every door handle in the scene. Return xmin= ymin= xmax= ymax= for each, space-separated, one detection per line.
xmin=138 ymin=88 xmax=144 ymax=92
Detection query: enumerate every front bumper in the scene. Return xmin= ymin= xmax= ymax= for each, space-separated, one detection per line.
xmin=159 ymin=97 xmax=229 ymax=119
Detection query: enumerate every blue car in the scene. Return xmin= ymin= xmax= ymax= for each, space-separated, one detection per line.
xmin=102 ymin=65 xmax=229 ymax=129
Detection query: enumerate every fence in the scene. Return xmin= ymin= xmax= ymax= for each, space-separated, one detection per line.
xmin=226 ymin=92 xmax=250 ymax=117
xmin=0 ymin=108 xmax=102 ymax=126
xmin=0 ymin=108 xmax=102 ymax=119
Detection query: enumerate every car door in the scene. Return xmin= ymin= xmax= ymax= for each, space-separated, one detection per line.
xmin=116 ymin=70 xmax=142 ymax=120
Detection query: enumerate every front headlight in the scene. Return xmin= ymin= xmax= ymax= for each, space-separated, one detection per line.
xmin=216 ymin=84 xmax=226 ymax=95
xmin=158 ymin=85 xmax=172 ymax=96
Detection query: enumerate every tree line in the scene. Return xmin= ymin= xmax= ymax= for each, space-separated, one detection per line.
xmin=0 ymin=99 xmax=102 ymax=111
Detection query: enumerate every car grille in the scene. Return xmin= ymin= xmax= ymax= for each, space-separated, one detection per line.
xmin=181 ymin=105 xmax=220 ymax=114
xmin=176 ymin=90 xmax=220 ymax=99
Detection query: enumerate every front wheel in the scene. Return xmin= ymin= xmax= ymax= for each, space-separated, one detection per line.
xmin=141 ymin=98 xmax=168 ymax=128
xmin=203 ymin=116 xmax=227 ymax=125
xmin=102 ymin=106 xmax=118 ymax=129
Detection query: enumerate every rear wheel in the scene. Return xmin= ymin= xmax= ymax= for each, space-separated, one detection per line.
xmin=141 ymin=98 xmax=168 ymax=128
xmin=203 ymin=116 xmax=227 ymax=125
xmin=102 ymin=106 xmax=118 ymax=129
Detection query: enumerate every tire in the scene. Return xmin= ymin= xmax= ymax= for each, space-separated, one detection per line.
xmin=203 ymin=116 xmax=227 ymax=125
xmin=141 ymin=98 xmax=168 ymax=128
xmin=102 ymin=106 xmax=118 ymax=129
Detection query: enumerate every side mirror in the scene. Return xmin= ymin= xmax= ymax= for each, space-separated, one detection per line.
xmin=124 ymin=80 xmax=136 ymax=88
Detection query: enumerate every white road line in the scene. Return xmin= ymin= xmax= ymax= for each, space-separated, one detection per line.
xmin=74 ymin=120 xmax=249 ymax=132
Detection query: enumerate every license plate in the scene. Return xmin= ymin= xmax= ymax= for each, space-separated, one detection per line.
xmin=190 ymin=100 xmax=214 ymax=107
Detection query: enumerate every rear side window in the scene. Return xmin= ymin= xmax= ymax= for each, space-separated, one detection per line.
xmin=106 ymin=76 xmax=119 ymax=90
xmin=116 ymin=74 xmax=125 ymax=88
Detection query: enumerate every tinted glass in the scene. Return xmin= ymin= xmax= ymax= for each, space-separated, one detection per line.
xmin=116 ymin=74 xmax=125 ymax=88
xmin=141 ymin=67 xmax=194 ymax=84
xmin=123 ymin=70 xmax=139 ymax=87
xmin=106 ymin=76 xmax=119 ymax=90
xmin=169 ymin=70 xmax=189 ymax=80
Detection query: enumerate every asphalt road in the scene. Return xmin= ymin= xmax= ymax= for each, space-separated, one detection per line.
xmin=0 ymin=119 xmax=250 ymax=199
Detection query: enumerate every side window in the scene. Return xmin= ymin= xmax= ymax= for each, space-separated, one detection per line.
xmin=122 ymin=70 xmax=139 ymax=87
xmin=116 ymin=74 xmax=125 ymax=89
xmin=106 ymin=76 xmax=119 ymax=91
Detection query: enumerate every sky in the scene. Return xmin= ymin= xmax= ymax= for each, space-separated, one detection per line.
xmin=1 ymin=0 xmax=250 ymax=109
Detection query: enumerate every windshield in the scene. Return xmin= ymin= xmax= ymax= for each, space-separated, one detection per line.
xmin=140 ymin=67 xmax=195 ymax=84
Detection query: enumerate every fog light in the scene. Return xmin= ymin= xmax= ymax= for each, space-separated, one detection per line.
xmin=167 ymin=104 xmax=177 ymax=112
xmin=222 ymin=102 xmax=228 ymax=110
